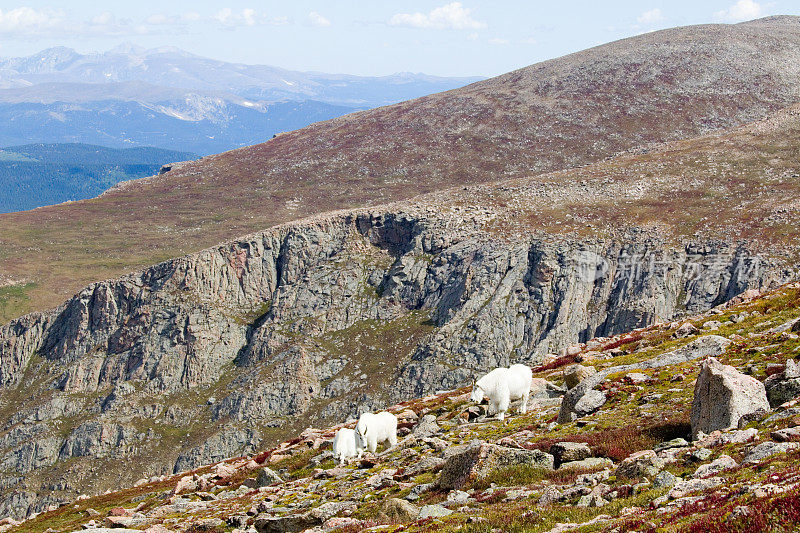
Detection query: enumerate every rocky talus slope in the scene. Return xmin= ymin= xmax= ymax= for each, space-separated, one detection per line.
xmin=1 ymin=96 xmax=800 ymax=518
xmin=3 ymin=16 xmax=800 ymax=322
xmin=5 ymin=282 xmax=800 ymax=532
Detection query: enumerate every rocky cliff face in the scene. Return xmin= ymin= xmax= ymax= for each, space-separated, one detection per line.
xmin=0 ymin=206 xmax=787 ymax=519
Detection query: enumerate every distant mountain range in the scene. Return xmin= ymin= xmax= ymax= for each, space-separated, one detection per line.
xmin=0 ymin=45 xmax=482 ymax=154
xmin=0 ymin=143 xmax=195 ymax=213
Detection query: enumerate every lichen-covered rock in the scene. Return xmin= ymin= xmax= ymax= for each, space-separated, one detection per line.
xmin=550 ymin=442 xmax=592 ymax=466
xmin=693 ymin=454 xmax=737 ymax=478
xmin=255 ymin=467 xmax=283 ymax=487
xmin=691 ymin=357 xmax=770 ymax=438
xmin=574 ymin=390 xmax=607 ymax=416
xmin=412 ymin=414 xmax=440 ymax=438
xmin=559 ymin=457 xmax=614 ymax=471
xmin=653 ymin=470 xmax=677 ymax=488
xmin=615 ymin=450 xmax=665 ymax=479
xmin=379 ymin=498 xmax=420 ymax=522
xmin=437 ymin=443 xmax=554 ymax=490
xmin=669 ymin=477 xmax=724 ymax=499
xmin=764 ymin=374 xmax=800 ymax=408
xmin=401 ymin=456 xmax=446 ymax=479
xmin=564 ymin=365 xmax=597 ymax=390
xmin=675 ymin=322 xmax=699 ymax=338
xmin=743 ymin=441 xmax=798 ymax=464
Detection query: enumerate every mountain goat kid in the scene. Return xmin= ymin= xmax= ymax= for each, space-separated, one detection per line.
xmin=471 ymin=364 xmax=533 ymax=420
xmin=355 ymin=411 xmax=398 ymax=453
xmin=332 ymin=427 xmax=364 ymax=465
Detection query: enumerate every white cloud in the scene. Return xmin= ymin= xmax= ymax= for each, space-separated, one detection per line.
xmin=637 ymin=8 xmax=664 ymax=25
xmin=213 ymin=8 xmax=234 ymax=25
xmin=389 ymin=2 xmax=486 ymax=30
xmin=242 ymin=8 xmax=257 ymax=26
xmin=0 ymin=7 xmax=290 ymax=38
xmin=488 ymin=37 xmax=509 ymax=45
xmin=714 ymin=0 xmax=765 ymax=22
xmin=0 ymin=6 xmax=68 ymax=36
xmin=212 ymin=8 xmax=287 ymax=28
xmin=308 ymin=11 xmax=331 ymax=27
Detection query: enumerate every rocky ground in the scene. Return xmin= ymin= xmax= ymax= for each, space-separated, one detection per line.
xmin=8 ymin=281 xmax=800 ymax=532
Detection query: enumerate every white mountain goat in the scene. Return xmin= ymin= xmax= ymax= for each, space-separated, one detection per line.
xmin=470 ymin=364 xmax=533 ymax=420
xmin=332 ymin=427 xmax=363 ymax=465
xmin=355 ymin=411 xmax=398 ymax=453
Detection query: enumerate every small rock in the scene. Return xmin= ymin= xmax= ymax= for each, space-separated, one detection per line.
xmin=653 ymin=438 xmax=689 ymax=453
xmin=737 ymin=408 xmax=768 ymax=429
xmin=379 ymin=498 xmax=420 ymax=522
xmin=669 ymin=477 xmax=723 ymax=499
xmin=564 ymin=365 xmax=597 ymax=389
xmin=574 ymin=390 xmax=607 ymax=415
xmin=413 ymin=414 xmax=440 ymax=437
xmin=764 ymin=374 xmax=800 ymax=408
xmin=577 ymin=485 xmax=608 ymax=508
xmin=743 ymin=441 xmax=798 ymax=464
xmin=538 ymin=486 xmax=562 ymax=505
xmin=446 ymin=490 xmax=471 ymax=503
xmin=786 ymin=359 xmax=800 ymax=379
xmin=401 ymin=456 xmax=446 ymax=478
xmin=396 ymin=409 xmax=419 ymax=422
xmin=418 ymin=504 xmax=453 ymax=519
xmin=693 ymin=455 xmax=737 ymax=478
xmin=770 ymin=426 xmax=800 ymax=442
xmin=558 ymin=457 xmax=614 ymax=471
xmin=615 ymin=450 xmax=664 ymax=479
xmin=625 ymin=372 xmax=651 ymax=384
xmin=652 ymin=470 xmax=677 ymax=489
xmin=691 ymin=448 xmax=713 ymax=462
xmin=675 ymin=322 xmax=699 ymax=338
xmin=694 ymin=428 xmax=758 ymax=447
xmin=255 ymin=467 xmax=283 ymax=487
xmin=731 ymin=505 xmax=751 ymax=520
xmin=550 ymin=441 xmax=592 ymax=466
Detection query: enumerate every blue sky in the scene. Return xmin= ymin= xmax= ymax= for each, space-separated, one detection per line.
xmin=0 ymin=1 xmax=799 ymax=76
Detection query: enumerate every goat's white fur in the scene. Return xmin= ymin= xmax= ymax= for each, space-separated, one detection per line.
xmin=470 ymin=364 xmax=532 ymax=420
xmin=355 ymin=411 xmax=398 ymax=453
xmin=332 ymin=428 xmax=363 ymax=465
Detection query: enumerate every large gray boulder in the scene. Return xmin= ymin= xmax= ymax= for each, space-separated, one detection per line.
xmin=437 ymin=443 xmax=553 ymax=490
xmin=691 ymin=357 xmax=770 ymax=439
